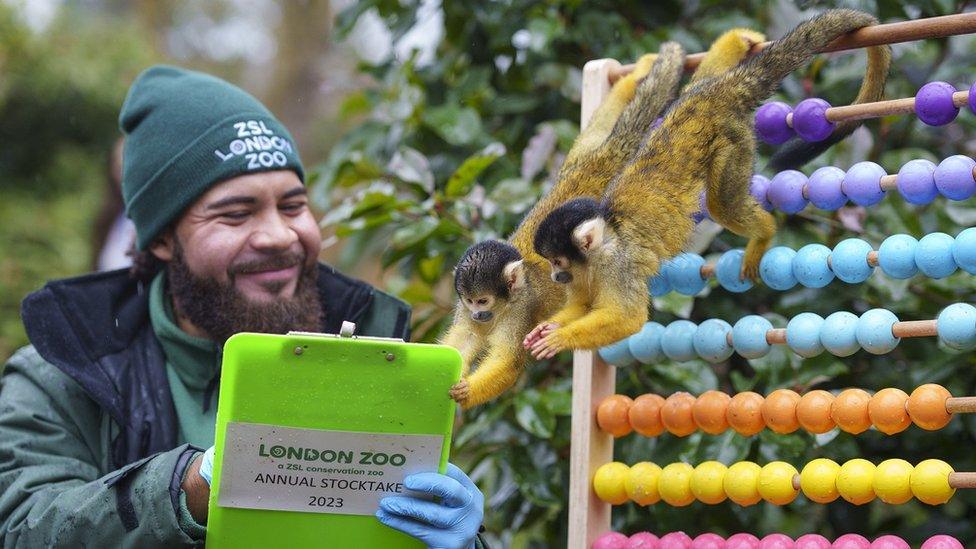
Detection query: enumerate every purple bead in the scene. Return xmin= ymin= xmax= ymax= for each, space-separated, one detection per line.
xmin=756 ymin=101 xmax=795 ymax=144
xmin=694 ymin=191 xmax=710 ymax=221
xmin=651 ymin=117 xmax=664 ymax=129
xmin=807 ymin=166 xmax=847 ymax=210
xmin=842 ymin=161 xmax=886 ymax=206
xmin=934 ymin=154 xmax=976 ymax=200
xmin=793 ymin=98 xmax=835 ymax=142
xmin=750 ymin=174 xmax=773 ymax=211
xmin=768 ymin=170 xmax=809 ymax=213
xmin=915 ymin=81 xmax=959 ymax=126
xmin=969 ymin=82 xmax=976 ymax=115
xmin=896 ymin=159 xmax=938 ymax=205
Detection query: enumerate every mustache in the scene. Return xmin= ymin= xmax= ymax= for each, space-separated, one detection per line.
xmin=229 ymin=251 xmax=305 ymax=275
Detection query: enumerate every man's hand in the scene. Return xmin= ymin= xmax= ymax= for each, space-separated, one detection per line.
xmin=182 ymin=446 xmax=215 ymax=524
xmin=376 ymin=463 xmax=484 ymax=549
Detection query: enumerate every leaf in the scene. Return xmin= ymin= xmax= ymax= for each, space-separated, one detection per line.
xmin=445 ymin=142 xmax=506 ymax=197
xmin=521 ymin=124 xmax=557 ymax=181
xmin=513 ymin=390 xmax=555 ymax=439
xmin=417 ymin=254 xmax=444 ymax=284
xmin=388 ymin=147 xmax=434 ymax=193
xmin=487 ymin=178 xmax=536 ymax=214
xmin=422 ymin=104 xmax=483 ymax=146
xmin=391 ymin=217 xmax=439 ymax=249
xmin=945 ymin=203 xmax=976 ymax=226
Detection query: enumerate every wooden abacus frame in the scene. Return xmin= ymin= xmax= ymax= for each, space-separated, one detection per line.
xmin=565 ymin=12 xmax=976 ymax=549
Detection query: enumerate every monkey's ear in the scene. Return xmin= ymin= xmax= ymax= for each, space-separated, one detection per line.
xmin=502 ymin=260 xmax=526 ymax=292
xmin=572 ymin=218 xmax=606 ymax=252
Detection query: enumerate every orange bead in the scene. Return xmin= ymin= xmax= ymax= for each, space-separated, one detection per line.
xmin=629 ymin=394 xmax=666 ymax=437
xmin=661 ymin=392 xmax=698 ymax=436
xmin=907 ymin=384 xmax=953 ymax=431
xmin=868 ymin=388 xmax=911 ymax=435
xmin=762 ymin=389 xmax=801 ymax=434
xmin=692 ymin=390 xmax=731 ymax=435
xmin=726 ymin=391 xmax=766 ymax=436
xmin=596 ymin=394 xmax=633 ymax=437
xmin=796 ymin=390 xmax=836 ymax=434
xmin=832 ymin=388 xmax=873 ymax=434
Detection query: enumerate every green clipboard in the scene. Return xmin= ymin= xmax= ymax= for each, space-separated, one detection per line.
xmin=206 ymin=327 xmax=461 ymax=548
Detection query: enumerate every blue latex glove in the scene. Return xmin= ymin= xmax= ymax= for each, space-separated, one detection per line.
xmin=376 ymin=463 xmax=484 ymax=549
xmin=198 ymin=446 xmax=216 ymax=486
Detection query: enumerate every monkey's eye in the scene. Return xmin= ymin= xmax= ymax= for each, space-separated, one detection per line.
xmin=465 ymin=298 xmax=473 ymax=305
xmin=477 ymin=298 xmax=489 ymax=306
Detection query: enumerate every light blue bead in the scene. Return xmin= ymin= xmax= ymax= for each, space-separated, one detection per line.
xmin=831 ymin=238 xmax=874 ymax=283
xmin=648 ymin=273 xmax=671 ymax=297
xmin=693 ymin=319 xmax=734 ymax=363
xmin=855 ymin=308 xmax=900 ymax=355
xmin=760 ymin=246 xmax=798 ymax=290
xmin=732 ymin=315 xmax=773 ymax=359
xmin=915 ymin=232 xmax=958 ymax=279
xmin=952 ymin=227 xmax=976 ymax=275
xmin=820 ymin=311 xmax=861 ymax=357
xmin=937 ymin=303 xmax=976 ymax=350
xmin=878 ymin=234 xmax=919 ymax=279
xmin=661 ymin=320 xmax=699 ymax=362
xmin=715 ymin=249 xmax=754 ymax=293
xmin=786 ymin=312 xmax=825 ymax=358
xmin=793 ymin=243 xmax=835 ymax=288
xmin=664 ymin=253 xmax=707 ymax=296
xmin=628 ymin=322 xmax=666 ymax=364
xmin=598 ymin=338 xmax=634 ymax=366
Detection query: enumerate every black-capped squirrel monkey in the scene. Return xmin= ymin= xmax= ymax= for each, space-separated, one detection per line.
xmin=527 ymin=9 xmax=891 ymax=359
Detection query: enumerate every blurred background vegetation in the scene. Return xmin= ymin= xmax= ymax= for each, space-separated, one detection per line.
xmin=2 ymin=0 xmax=976 ymax=547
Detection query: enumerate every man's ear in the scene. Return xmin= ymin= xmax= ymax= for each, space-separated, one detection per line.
xmin=502 ymin=260 xmax=526 ymax=292
xmin=148 ymin=231 xmax=176 ymax=262
xmin=572 ymin=218 xmax=606 ymax=252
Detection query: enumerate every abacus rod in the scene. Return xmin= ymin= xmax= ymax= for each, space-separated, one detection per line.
xmin=790 ymin=472 xmax=976 ymax=490
xmin=724 ymin=319 xmax=939 ymax=346
xmin=783 ymin=90 xmax=970 ymax=126
xmin=946 ymin=397 xmax=976 ymax=414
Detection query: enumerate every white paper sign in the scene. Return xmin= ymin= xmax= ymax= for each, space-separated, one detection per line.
xmin=217 ymin=422 xmax=444 ymax=516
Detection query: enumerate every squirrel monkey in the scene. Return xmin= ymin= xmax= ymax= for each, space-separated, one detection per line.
xmin=527 ymin=9 xmax=891 ymax=359
xmin=444 ymin=31 xmax=765 ymax=409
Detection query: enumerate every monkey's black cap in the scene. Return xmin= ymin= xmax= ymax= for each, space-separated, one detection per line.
xmin=455 ymin=240 xmax=522 ymax=299
xmin=533 ymin=197 xmax=605 ymax=263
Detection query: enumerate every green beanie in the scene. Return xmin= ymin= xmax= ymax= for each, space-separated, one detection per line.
xmin=120 ymin=65 xmax=305 ymax=250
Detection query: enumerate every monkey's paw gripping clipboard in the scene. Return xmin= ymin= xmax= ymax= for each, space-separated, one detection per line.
xmin=205 ymin=328 xmax=461 ymax=548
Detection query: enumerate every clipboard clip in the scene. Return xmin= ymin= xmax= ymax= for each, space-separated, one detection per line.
xmin=287 ymin=321 xmax=405 ymax=343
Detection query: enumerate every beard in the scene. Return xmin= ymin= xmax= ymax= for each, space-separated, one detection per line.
xmin=167 ymin=241 xmax=324 ymax=345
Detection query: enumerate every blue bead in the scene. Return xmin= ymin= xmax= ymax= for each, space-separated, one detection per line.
xmin=661 ymin=320 xmax=699 ymax=362
xmin=856 ymin=308 xmax=900 ymax=355
xmin=768 ymin=170 xmax=809 ymax=214
xmin=648 ymin=273 xmax=672 ymax=297
xmin=952 ymin=227 xmax=976 ymax=275
xmin=934 ymin=154 xmax=976 ymax=201
xmin=786 ymin=312 xmax=825 ymax=358
xmin=598 ymin=338 xmax=634 ymax=366
xmin=732 ymin=315 xmax=773 ymax=359
xmin=843 ymin=161 xmax=887 ymax=206
xmin=878 ymin=234 xmax=919 ymax=279
xmin=897 ymin=159 xmax=939 ymax=205
xmin=628 ymin=322 xmax=666 ymax=364
xmin=760 ymin=246 xmax=798 ymax=290
xmin=693 ymin=319 xmax=734 ymax=363
xmin=793 ymin=243 xmax=834 ymax=288
xmin=937 ymin=303 xmax=976 ymax=350
xmin=820 ymin=311 xmax=861 ymax=357
xmin=831 ymin=238 xmax=874 ymax=283
xmin=715 ymin=249 xmax=754 ymax=293
xmin=750 ymin=174 xmax=773 ymax=211
xmin=807 ymin=166 xmax=847 ymax=210
xmin=915 ymin=232 xmax=958 ymax=279
xmin=664 ymin=253 xmax=707 ymax=295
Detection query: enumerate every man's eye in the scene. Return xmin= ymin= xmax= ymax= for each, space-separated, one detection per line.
xmin=222 ymin=211 xmax=249 ymax=220
xmin=280 ymin=202 xmax=306 ymax=212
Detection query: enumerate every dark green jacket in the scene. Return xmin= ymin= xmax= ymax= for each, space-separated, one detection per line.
xmin=0 ymin=265 xmax=410 ymax=547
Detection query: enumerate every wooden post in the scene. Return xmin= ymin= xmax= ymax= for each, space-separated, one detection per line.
xmin=567 ymin=57 xmax=619 ymax=549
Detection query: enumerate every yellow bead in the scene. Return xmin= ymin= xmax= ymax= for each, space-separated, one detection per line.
xmin=625 ymin=462 xmax=662 ymax=506
xmin=593 ymin=462 xmax=630 ymax=505
xmin=758 ymin=461 xmax=799 ymax=505
xmin=910 ymin=459 xmax=955 ymax=505
xmin=690 ymin=461 xmax=728 ymax=504
xmin=658 ymin=462 xmax=696 ymax=507
xmin=799 ymin=458 xmax=840 ymax=503
xmin=724 ymin=461 xmax=763 ymax=506
xmin=873 ymin=459 xmax=914 ymax=504
xmin=837 ymin=459 xmax=876 ymax=505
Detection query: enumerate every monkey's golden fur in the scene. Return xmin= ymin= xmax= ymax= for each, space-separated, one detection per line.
xmin=529 ymin=10 xmax=891 ymax=358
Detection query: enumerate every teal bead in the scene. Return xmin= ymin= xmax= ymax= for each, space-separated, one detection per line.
xmin=732 ymin=315 xmax=773 ymax=359
xmin=831 ymin=238 xmax=874 ymax=283
xmin=648 ymin=273 xmax=671 ymax=297
xmin=760 ymin=246 xmax=798 ymax=290
xmin=786 ymin=312 xmax=825 ymax=358
xmin=952 ymin=227 xmax=976 ymax=275
xmin=664 ymin=253 xmax=707 ymax=295
xmin=915 ymin=232 xmax=957 ymax=279
xmin=878 ymin=234 xmax=919 ymax=279
xmin=856 ymin=308 xmax=900 ymax=355
xmin=937 ymin=303 xmax=976 ymax=350
xmin=715 ymin=249 xmax=754 ymax=293
xmin=598 ymin=338 xmax=634 ymax=366
xmin=661 ymin=320 xmax=698 ymax=362
xmin=693 ymin=319 xmax=734 ymax=363
xmin=820 ymin=311 xmax=861 ymax=357
xmin=793 ymin=243 xmax=835 ymax=288
xmin=628 ymin=322 xmax=666 ymax=363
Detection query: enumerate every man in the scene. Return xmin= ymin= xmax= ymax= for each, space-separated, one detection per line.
xmin=0 ymin=66 xmax=484 ymax=548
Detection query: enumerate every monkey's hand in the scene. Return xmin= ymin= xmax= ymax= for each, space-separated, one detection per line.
xmin=523 ymin=322 xmax=558 ymax=350
xmin=449 ymin=378 xmax=470 ymax=405
xmin=529 ymin=329 xmax=570 ymax=360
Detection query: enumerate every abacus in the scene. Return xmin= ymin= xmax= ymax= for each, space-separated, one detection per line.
xmin=567 ymin=13 xmax=976 ymax=549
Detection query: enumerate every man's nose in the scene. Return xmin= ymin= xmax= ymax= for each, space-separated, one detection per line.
xmin=251 ymin=212 xmax=297 ymax=251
